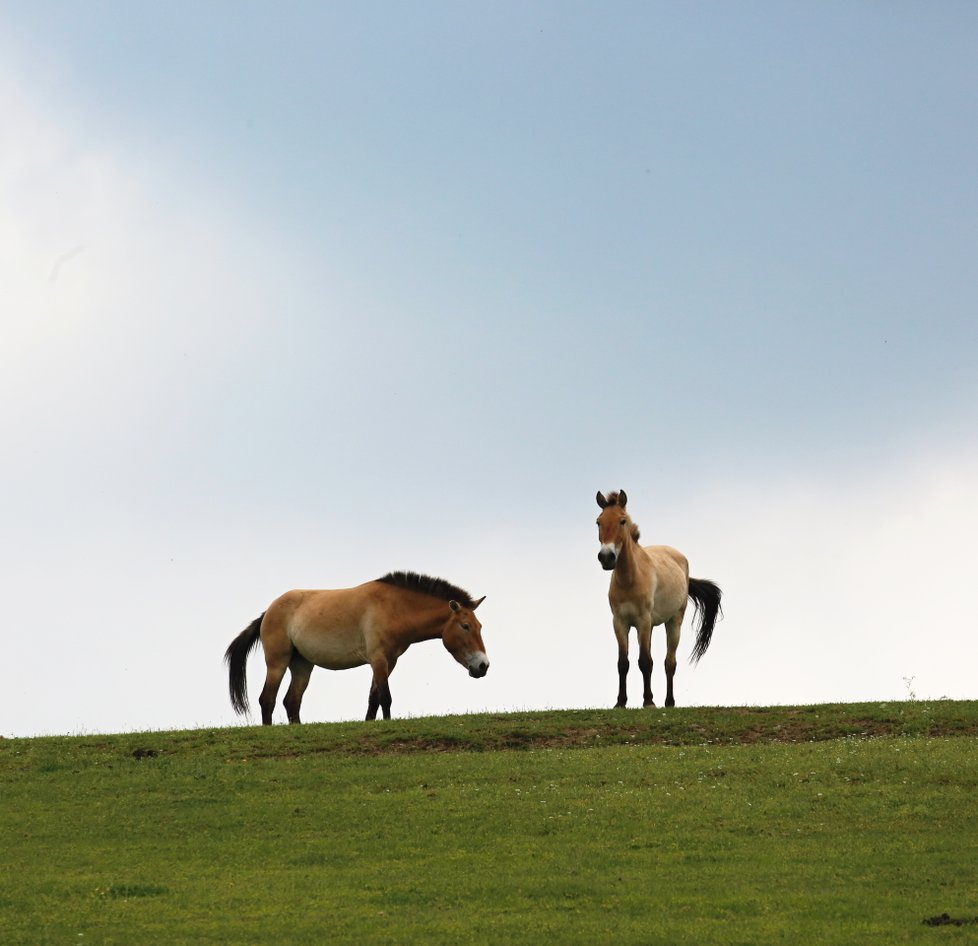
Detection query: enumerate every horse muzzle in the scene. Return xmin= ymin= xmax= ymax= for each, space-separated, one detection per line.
xmin=598 ymin=547 xmax=617 ymax=570
xmin=467 ymin=655 xmax=489 ymax=678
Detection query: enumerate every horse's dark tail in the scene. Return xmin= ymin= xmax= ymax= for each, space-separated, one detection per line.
xmin=687 ymin=578 xmax=722 ymax=663
xmin=224 ymin=613 xmax=265 ymax=715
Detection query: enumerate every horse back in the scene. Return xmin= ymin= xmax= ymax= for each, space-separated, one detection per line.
xmin=643 ymin=545 xmax=689 ymax=580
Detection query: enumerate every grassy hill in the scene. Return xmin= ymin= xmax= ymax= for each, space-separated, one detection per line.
xmin=2 ymin=701 xmax=977 ymax=945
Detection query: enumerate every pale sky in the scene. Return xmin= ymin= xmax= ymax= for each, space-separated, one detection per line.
xmin=2 ymin=3 xmax=976 ymax=737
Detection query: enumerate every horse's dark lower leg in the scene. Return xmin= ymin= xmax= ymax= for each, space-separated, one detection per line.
xmin=283 ymin=693 xmax=302 ymax=724
xmin=638 ymin=651 xmax=654 ymax=707
xmin=366 ymin=686 xmax=381 ymax=721
xmin=664 ymin=655 xmax=677 ymax=708
xmin=366 ymin=681 xmax=392 ymax=720
xmin=616 ymin=655 xmax=629 ymax=708
xmin=367 ymin=656 xmax=395 ymax=721
xmin=283 ymin=657 xmax=313 ymax=724
xmin=258 ymin=687 xmax=276 ymax=725
xmin=664 ymin=616 xmax=681 ymax=708
xmin=259 ymin=671 xmax=286 ymax=725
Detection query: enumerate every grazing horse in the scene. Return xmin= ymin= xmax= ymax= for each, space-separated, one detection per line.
xmin=596 ymin=490 xmax=722 ymax=708
xmin=225 ymin=571 xmax=489 ymax=723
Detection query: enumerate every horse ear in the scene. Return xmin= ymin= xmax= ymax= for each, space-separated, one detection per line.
xmin=618 ymin=489 xmax=627 ymax=508
xmin=471 ymin=595 xmax=486 ymax=610
xmin=596 ymin=491 xmax=609 ymax=508
xmin=449 ymin=600 xmax=461 ymax=612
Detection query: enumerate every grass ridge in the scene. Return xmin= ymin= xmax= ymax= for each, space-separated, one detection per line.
xmin=3 ymin=700 xmax=976 ymax=762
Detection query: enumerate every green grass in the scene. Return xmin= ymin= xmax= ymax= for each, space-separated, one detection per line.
xmin=2 ymin=701 xmax=978 ymax=945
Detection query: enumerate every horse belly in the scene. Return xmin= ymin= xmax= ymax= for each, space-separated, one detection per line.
xmin=290 ymin=623 xmax=367 ymax=671
xmin=616 ymin=593 xmax=682 ymax=629
xmin=645 ymin=549 xmax=689 ymax=626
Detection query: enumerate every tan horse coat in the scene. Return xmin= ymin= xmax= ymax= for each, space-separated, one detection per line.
xmin=597 ymin=490 xmax=722 ymax=707
xmin=226 ymin=571 xmax=488 ymax=723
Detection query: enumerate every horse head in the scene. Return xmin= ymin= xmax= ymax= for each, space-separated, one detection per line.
xmin=442 ymin=597 xmax=489 ymax=678
xmin=596 ymin=489 xmax=637 ymax=570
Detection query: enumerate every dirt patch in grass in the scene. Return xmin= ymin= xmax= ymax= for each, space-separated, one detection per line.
xmin=295 ymin=710 xmax=978 ymax=756
xmin=922 ymin=913 xmax=978 ymax=927
xmin=201 ymin=702 xmax=978 ymax=761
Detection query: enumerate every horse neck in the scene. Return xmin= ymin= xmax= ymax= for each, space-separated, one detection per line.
xmin=614 ymin=528 xmax=644 ymax=588
xmin=397 ymin=602 xmax=451 ymax=645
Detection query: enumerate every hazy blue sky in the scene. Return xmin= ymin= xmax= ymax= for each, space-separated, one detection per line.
xmin=2 ymin=3 xmax=976 ymax=737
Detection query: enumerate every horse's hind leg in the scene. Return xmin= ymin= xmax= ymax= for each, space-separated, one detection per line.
xmin=258 ymin=661 xmax=288 ymax=725
xmin=283 ymin=654 xmax=314 ymax=724
xmin=663 ymin=612 xmax=683 ymax=708
xmin=258 ymin=635 xmax=293 ymax=726
xmin=638 ymin=623 xmax=655 ymax=707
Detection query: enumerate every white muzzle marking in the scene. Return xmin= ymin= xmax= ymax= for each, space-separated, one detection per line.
xmin=466 ymin=651 xmax=489 ymax=677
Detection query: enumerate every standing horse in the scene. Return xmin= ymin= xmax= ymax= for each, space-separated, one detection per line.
xmin=225 ymin=571 xmax=488 ymax=723
xmin=595 ymin=490 xmax=722 ymax=708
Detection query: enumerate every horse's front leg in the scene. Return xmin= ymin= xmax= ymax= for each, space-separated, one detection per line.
xmin=366 ymin=654 xmax=397 ymax=721
xmin=366 ymin=672 xmax=388 ymax=721
xmin=637 ymin=622 xmax=654 ymax=707
xmin=366 ymin=684 xmax=384 ymax=721
xmin=613 ymin=616 xmax=630 ymax=708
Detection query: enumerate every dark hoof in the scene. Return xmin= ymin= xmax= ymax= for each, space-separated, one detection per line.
xmin=614 ymin=700 xmax=627 ymax=709
xmin=643 ymin=700 xmax=656 ymax=708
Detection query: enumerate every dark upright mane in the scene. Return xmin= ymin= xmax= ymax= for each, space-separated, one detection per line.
xmin=377 ymin=571 xmax=475 ymax=607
